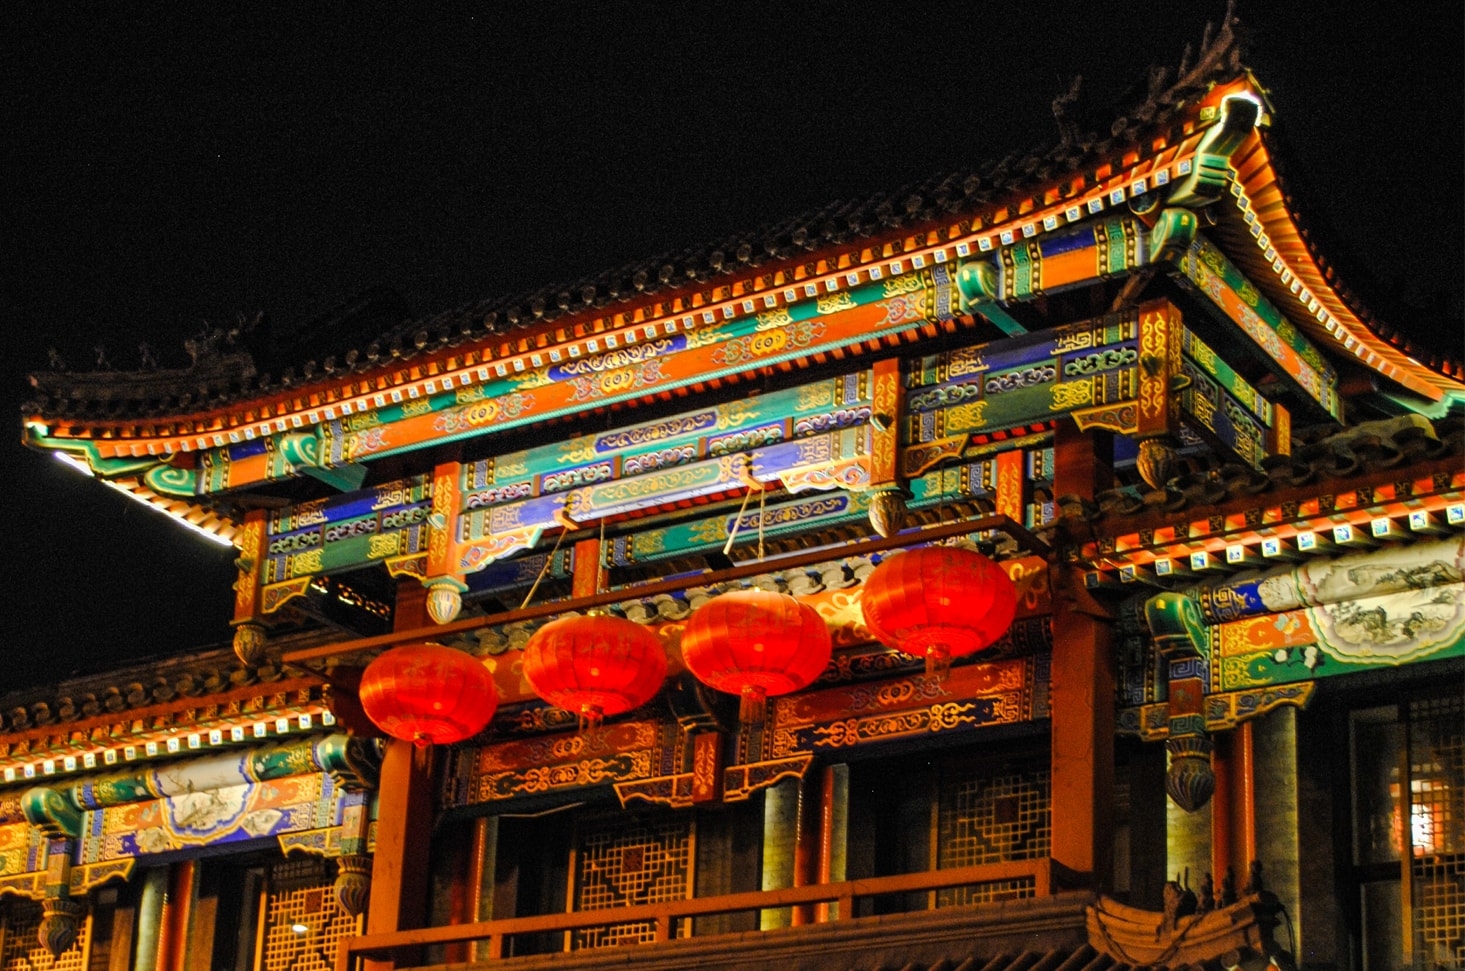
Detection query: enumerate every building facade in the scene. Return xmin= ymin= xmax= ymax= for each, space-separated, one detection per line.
xmin=9 ymin=16 xmax=1464 ymax=971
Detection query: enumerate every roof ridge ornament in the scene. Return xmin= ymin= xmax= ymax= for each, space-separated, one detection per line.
xmin=1052 ymin=1 xmax=1243 ymax=154
xmin=1177 ymin=0 xmax=1243 ymax=95
xmin=1164 ymin=92 xmax=1262 ymax=210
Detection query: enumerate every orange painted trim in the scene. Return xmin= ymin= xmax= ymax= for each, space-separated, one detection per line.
xmin=1229 ymin=132 xmax=1464 ymax=400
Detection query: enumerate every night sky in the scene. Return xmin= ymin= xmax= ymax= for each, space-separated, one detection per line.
xmin=4 ymin=4 xmax=1461 ymax=692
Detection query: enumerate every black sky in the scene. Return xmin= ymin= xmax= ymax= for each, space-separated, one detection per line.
xmin=4 ymin=3 xmax=1462 ymax=692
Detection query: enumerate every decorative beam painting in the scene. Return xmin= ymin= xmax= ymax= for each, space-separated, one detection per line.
xmin=1172 ymin=235 xmax=1339 ymax=420
xmin=151 ymin=268 xmax=956 ymax=498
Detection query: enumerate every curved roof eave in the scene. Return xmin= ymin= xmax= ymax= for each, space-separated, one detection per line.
xmin=1218 ymin=111 xmax=1464 ymax=405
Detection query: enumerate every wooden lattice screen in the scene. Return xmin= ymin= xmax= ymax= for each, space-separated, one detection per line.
xmin=936 ymin=765 xmax=1051 ymax=907
xmin=0 ymin=899 xmax=89 ymax=971
xmin=572 ymin=816 xmax=693 ymax=950
xmin=1411 ymin=694 xmax=1465 ymax=968
xmin=259 ymin=857 xmax=358 ymax=971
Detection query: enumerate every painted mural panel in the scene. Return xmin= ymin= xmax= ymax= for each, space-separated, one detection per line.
xmin=1215 ymin=583 xmax=1465 ymax=690
xmin=608 ymin=490 xmax=870 ymax=567
xmin=1181 ymin=363 xmax=1270 ymax=469
xmin=1181 ymin=328 xmax=1272 ymax=425
xmin=0 ymin=822 xmax=45 ymax=885
xmin=453 ymin=425 xmax=873 ymax=571
xmin=991 ymin=216 xmax=1149 ymax=302
xmin=462 ymin=373 xmax=871 ymax=503
xmin=1167 ymin=539 xmax=1465 ymax=691
xmin=1197 ymin=536 xmax=1465 ymax=624
xmin=261 ymin=477 xmax=434 ymax=585
xmin=192 ymin=267 xmax=953 ymax=494
xmin=79 ymin=772 xmax=360 ymax=862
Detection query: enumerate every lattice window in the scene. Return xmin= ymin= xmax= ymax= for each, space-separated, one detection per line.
xmin=1410 ymin=694 xmax=1464 ymax=968
xmin=0 ymin=899 xmax=88 ymax=971
xmin=572 ymin=816 xmax=693 ymax=950
xmin=259 ymin=857 xmax=358 ymax=971
xmin=935 ymin=766 xmax=1050 ymax=907
xmin=937 ymin=877 xmax=1036 ymax=907
xmin=938 ymin=768 xmax=1051 ymax=866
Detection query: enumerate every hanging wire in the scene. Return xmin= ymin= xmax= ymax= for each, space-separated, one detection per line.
xmin=722 ymin=481 xmax=757 ymax=556
xmin=596 ymin=516 xmax=607 ymax=596
xmin=936 ymin=455 xmax=952 ymax=525
xmin=757 ymin=483 xmax=766 ymax=561
xmin=519 ymin=523 xmax=569 ymax=610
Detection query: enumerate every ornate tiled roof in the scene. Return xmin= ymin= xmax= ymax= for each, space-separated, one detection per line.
xmin=1069 ymin=413 xmax=1463 ymax=521
xmin=24 ymin=5 xmax=1456 ymax=438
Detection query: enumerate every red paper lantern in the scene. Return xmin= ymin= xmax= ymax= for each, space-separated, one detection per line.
xmin=860 ymin=545 xmax=1017 ymax=678
xmin=680 ymin=589 xmax=832 ymax=725
xmin=358 ymin=644 xmax=498 ymax=747
xmin=522 ymin=613 xmax=668 ymax=730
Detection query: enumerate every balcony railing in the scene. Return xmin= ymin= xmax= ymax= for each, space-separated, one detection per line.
xmin=335 ymin=858 xmax=1054 ymax=971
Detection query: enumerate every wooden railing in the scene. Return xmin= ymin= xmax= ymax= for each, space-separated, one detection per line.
xmin=335 ymin=859 xmax=1053 ymax=971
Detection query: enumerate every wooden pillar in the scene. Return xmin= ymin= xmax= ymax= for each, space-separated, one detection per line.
xmin=155 ymin=860 xmax=195 ymax=971
xmin=467 ymin=817 xmax=497 ymax=961
xmin=1211 ymin=721 xmax=1258 ymax=895
xmin=760 ymin=779 xmax=799 ymax=930
xmin=133 ymin=867 xmax=167 ymax=971
xmin=814 ymin=764 xmax=847 ymax=922
xmin=1123 ymin=740 xmax=1169 ymax=907
xmin=1211 ymin=731 xmax=1233 ymax=890
xmin=790 ymin=774 xmax=820 ymax=925
xmin=1213 ymin=720 xmax=1259 ymax=896
xmin=1048 ymin=419 xmax=1116 ymax=888
xmin=437 ymin=815 xmax=495 ymax=963
xmin=1050 ymin=597 xmax=1116 ymax=887
xmin=364 ymin=582 xmax=438 ymax=971
xmin=106 ymin=888 xmax=138 ymax=971
xmin=1252 ymin=710 xmax=1301 ymax=942
xmin=439 ymin=819 xmax=474 ymax=965
xmin=1234 ymin=721 xmax=1256 ymax=869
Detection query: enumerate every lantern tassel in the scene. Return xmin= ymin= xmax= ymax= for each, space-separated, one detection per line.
xmin=739 ymin=685 xmax=768 ymax=726
xmin=579 ymin=704 xmax=605 ymax=735
xmin=925 ymin=645 xmax=953 ymax=682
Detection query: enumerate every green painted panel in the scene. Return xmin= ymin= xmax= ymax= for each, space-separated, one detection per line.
xmin=1174 ymin=235 xmax=1338 ymax=418
xmin=1182 ymin=327 xmax=1272 ymax=424
xmin=463 ymin=373 xmax=872 ymax=498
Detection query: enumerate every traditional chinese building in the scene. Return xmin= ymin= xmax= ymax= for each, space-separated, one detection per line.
xmin=8 ymin=12 xmax=1464 ymax=971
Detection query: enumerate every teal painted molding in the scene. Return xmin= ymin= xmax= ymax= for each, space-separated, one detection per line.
xmin=1144 ymin=593 xmax=1208 ymax=661
xmin=21 ymin=787 xmax=82 ymax=840
xmin=1165 ymin=94 xmax=1261 ymax=209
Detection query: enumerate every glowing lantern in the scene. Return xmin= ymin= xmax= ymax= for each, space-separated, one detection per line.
xmin=521 ymin=613 xmax=668 ymax=730
xmin=680 ymin=589 xmax=832 ymax=725
xmin=860 ymin=545 xmax=1017 ymax=679
xmin=358 ymin=644 xmax=497 ymax=747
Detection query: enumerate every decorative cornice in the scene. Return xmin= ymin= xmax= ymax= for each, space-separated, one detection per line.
xmin=0 ymin=681 xmax=333 ymax=788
